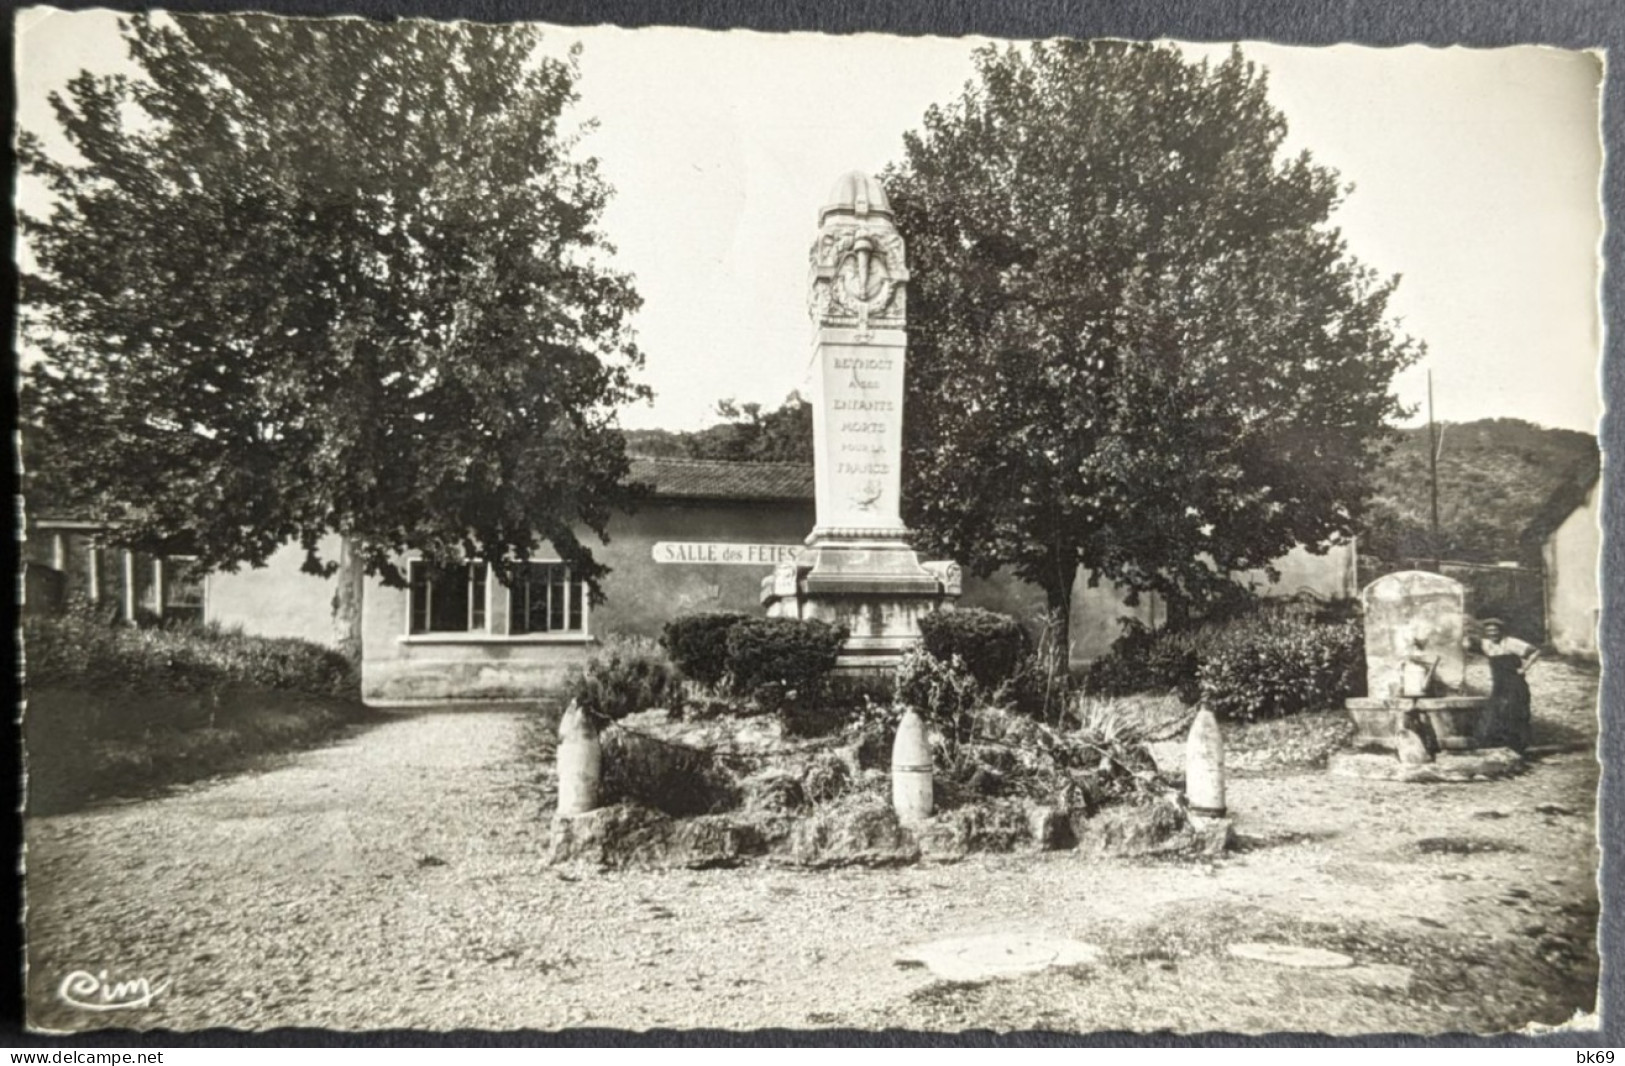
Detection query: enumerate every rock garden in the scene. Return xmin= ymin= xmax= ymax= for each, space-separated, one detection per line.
xmin=544 ymin=595 xmax=1369 ymax=871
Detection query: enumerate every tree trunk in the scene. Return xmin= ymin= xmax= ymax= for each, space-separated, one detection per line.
xmin=331 ymin=533 xmax=364 ymax=667
xmin=1044 ymin=575 xmax=1074 ymax=674
xmin=1165 ymin=590 xmax=1192 ymax=631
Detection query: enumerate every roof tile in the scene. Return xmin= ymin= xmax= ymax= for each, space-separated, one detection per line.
xmin=628 ymin=456 xmax=814 ymax=501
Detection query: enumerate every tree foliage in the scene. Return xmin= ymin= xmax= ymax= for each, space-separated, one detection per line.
xmin=622 ymin=393 xmax=814 ymax=463
xmin=19 ymin=14 xmax=649 ymax=594
xmin=885 ymin=41 xmax=1421 ymax=633
xmin=686 ymin=394 xmax=815 ymax=463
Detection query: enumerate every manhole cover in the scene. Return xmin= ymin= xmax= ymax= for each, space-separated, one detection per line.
xmin=895 ymin=934 xmax=1101 ymax=982
xmin=1416 ymin=836 xmax=1523 ymax=855
xmin=1227 ymin=942 xmax=1355 ymax=969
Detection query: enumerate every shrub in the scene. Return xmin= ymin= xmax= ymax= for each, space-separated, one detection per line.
xmin=1008 ymin=608 xmax=1077 ymax=723
xmin=1081 ymin=648 xmax=1150 ymax=701
xmin=800 ymin=751 xmax=853 ymax=804
xmin=203 ymin=630 xmax=358 ymax=699
xmin=566 ymin=636 xmax=680 ymax=724
xmin=1143 ymin=633 xmax=1203 ymax=705
xmin=1085 ymin=619 xmax=1201 ymax=702
xmin=917 ymin=608 xmax=1031 ymax=690
xmin=779 ymin=695 xmax=847 ymax=739
xmin=821 ymin=672 xmax=896 ymax=714
xmin=723 ymin=618 xmax=847 ymax=695
xmin=1197 ymin=614 xmax=1364 ymax=722
xmin=1072 ymin=696 xmax=1153 ymax=762
xmin=660 ymin=612 xmax=747 ymax=689
xmin=925 ymin=695 xmax=1168 ymax=815
xmin=22 ymin=600 xmax=358 ymax=700
xmin=1085 ymin=598 xmax=1363 ymax=716
xmin=894 ymin=646 xmax=981 ymax=745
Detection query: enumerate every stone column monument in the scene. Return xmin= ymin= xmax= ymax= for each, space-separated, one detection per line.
xmin=760 ymin=171 xmax=960 ymax=671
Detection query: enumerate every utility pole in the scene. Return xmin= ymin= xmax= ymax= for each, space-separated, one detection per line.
xmin=1428 ymin=369 xmax=1441 ymax=572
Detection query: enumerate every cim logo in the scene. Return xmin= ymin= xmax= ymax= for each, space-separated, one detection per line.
xmin=58 ymin=969 xmax=170 ymax=1012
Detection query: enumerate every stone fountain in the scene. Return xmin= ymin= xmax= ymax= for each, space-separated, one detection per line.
xmin=1332 ymin=570 xmax=1524 ymax=783
xmin=1344 ymin=571 xmax=1489 ymax=749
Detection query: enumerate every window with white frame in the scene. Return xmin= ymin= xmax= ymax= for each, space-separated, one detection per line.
xmin=161 ymin=556 xmax=206 ymax=625
xmin=408 ymin=560 xmax=488 ymax=634
xmin=509 ymin=562 xmax=586 ymax=635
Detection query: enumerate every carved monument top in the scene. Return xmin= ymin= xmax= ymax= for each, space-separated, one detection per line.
xmin=810 ymin=172 xmax=908 ymax=335
xmin=819 ymin=170 xmax=894 ymax=225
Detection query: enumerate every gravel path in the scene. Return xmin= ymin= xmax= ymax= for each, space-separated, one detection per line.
xmin=25 ymin=663 xmax=1605 ymax=1035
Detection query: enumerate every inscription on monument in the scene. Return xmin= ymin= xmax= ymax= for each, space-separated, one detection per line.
xmin=821 ymin=338 xmax=905 ymax=524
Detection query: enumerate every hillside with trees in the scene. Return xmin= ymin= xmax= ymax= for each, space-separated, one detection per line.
xmin=1361 ymin=418 xmax=1597 ymax=564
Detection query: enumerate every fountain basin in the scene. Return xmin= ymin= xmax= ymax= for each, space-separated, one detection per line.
xmin=1344 ymin=695 xmax=1490 ymax=751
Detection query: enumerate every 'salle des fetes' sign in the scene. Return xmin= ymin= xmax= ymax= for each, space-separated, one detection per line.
xmin=651 ymin=542 xmax=801 ymax=566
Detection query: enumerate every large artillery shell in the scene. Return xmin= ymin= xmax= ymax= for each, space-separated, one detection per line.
xmin=556 ymin=701 xmax=602 ymax=816
xmin=891 ymin=707 xmax=934 ymax=825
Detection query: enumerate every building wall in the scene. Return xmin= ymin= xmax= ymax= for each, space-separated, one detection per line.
xmin=206 ymin=536 xmax=342 ymax=645
xmin=588 ymin=500 xmax=816 ymax=636
xmin=360 ymin=499 xmax=818 ymax=704
xmin=1543 ymin=481 xmax=1600 ymax=659
xmin=361 ymin=572 xmax=591 ymax=704
xmin=1067 ymin=539 xmax=1359 ymax=665
xmin=1068 ymin=572 xmax=1165 ymax=667
xmin=1232 ymin=541 xmax=1359 ymax=603
xmin=355 ymin=498 xmax=1069 ymax=704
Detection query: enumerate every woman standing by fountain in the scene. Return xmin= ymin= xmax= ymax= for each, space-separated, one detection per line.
xmin=1471 ymin=618 xmax=1540 ymax=752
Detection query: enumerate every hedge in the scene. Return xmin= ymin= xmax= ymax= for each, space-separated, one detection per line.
xmin=1084 ymin=602 xmax=1364 ymax=720
xmin=724 ymin=617 xmax=848 ymax=695
xmin=917 ymin=608 xmax=1031 ymax=691
xmin=660 ymin=612 xmax=747 ymax=689
xmin=1085 ymin=621 xmax=1203 ymax=704
xmin=23 ymin=598 xmax=358 ymax=700
xmin=1197 ymin=614 xmax=1364 ymax=722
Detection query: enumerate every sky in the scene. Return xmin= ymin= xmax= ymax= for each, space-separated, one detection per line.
xmin=13 ymin=10 xmax=1608 ymax=436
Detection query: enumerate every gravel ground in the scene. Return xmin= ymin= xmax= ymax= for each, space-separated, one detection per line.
xmin=24 ymin=661 xmax=1604 ymax=1036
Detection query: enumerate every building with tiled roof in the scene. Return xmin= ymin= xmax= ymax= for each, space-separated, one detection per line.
xmin=628 ymin=456 xmax=814 ymax=502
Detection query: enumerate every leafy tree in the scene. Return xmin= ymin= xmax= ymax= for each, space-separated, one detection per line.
xmin=682 ymin=393 xmax=814 ymax=463
xmin=885 ymin=41 xmax=1422 ymax=647
xmin=19 ymin=14 xmax=649 ymax=656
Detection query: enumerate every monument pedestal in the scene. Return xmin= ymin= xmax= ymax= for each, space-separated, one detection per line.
xmin=760 ymin=532 xmax=960 ymax=673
